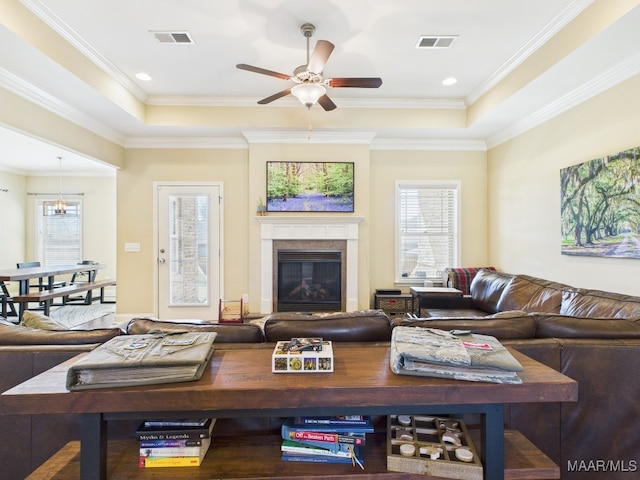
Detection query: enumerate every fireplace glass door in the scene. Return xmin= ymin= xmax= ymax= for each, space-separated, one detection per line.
xmin=277 ymin=250 xmax=341 ymax=312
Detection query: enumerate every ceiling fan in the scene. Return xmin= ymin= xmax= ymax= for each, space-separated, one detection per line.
xmin=236 ymin=23 xmax=382 ymax=111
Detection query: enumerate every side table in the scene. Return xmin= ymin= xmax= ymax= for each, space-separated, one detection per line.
xmin=374 ymin=292 xmax=413 ymax=316
xmin=410 ymin=286 xmax=463 ymax=316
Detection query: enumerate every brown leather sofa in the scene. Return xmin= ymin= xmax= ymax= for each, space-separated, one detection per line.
xmin=394 ymin=269 xmax=640 ymax=479
xmin=3 ymin=284 xmax=640 ymax=480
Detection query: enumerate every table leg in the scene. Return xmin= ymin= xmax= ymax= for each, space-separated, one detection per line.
xmin=81 ymin=413 xmax=108 ymax=480
xmin=412 ymin=293 xmax=419 ymax=315
xmin=481 ymin=403 xmax=505 ymax=480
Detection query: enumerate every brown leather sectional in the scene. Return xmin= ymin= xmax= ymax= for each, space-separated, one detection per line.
xmin=2 ymin=273 xmax=639 ymax=479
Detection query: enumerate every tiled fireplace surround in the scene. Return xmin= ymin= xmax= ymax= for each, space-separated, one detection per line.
xmin=257 ymin=216 xmax=364 ymax=314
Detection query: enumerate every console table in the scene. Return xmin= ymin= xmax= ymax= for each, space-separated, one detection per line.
xmin=0 ymin=344 xmax=577 ymax=480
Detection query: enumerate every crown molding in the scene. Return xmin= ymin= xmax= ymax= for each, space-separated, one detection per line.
xmin=466 ymin=0 xmax=594 ymax=106
xmin=242 ymin=130 xmax=377 ymax=144
xmin=371 ymin=138 xmax=487 ymax=151
xmin=147 ymin=95 xmax=466 ymax=110
xmin=22 ymin=0 xmax=148 ymax=102
xmin=124 ymin=136 xmax=248 ymax=149
xmin=487 ymin=51 xmax=640 ymax=149
xmin=0 ymin=67 xmax=125 ymax=145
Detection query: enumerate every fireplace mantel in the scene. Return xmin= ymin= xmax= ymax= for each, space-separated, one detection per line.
xmin=257 ymin=216 xmax=364 ymax=313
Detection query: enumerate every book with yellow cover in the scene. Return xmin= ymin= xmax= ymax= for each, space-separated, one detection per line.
xmin=139 ymin=454 xmax=206 ymax=468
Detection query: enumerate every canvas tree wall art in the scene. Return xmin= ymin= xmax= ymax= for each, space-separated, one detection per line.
xmin=266 ymin=162 xmax=354 ymax=212
xmin=561 ymin=146 xmax=640 ymax=258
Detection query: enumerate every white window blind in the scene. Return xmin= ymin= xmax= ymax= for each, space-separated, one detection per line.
xmin=396 ymin=181 xmax=459 ymax=282
xmin=37 ymin=201 xmax=82 ymax=265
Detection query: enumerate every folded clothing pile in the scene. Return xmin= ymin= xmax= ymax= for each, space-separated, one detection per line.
xmin=390 ymin=326 xmax=523 ymax=384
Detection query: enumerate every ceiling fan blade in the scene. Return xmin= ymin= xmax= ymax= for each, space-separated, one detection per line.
xmin=257 ymin=88 xmax=292 ymax=105
xmin=327 ymin=77 xmax=383 ymax=88
xmin=307 ymin=40 xmax=335 ymax=73
xmin=236 ymin=63 xmax=291 ymax=80
xmin=317 ymin=94 xmax=337 ymax=111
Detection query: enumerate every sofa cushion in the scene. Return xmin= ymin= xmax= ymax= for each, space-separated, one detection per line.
xmin=560 ymin=288 xmax=640 ymax=319
xmin=444 ymin=267 xmax=496 ymax=295
xmin=19 ymin=311 xmax=68 ymax=331
xmin=125 ymin=317 xmax=265 ymax=343
xmin=535 ymin=314 xmax=640 ymax=338
xmin=0 ymin=318 xmax=121 ymax=345
xmin=469 ymin=269 xmax=514 ymax=313
xmin=496 ymin=275 xmax=570 ymax=314
xmin=392 ymin=311 xmax=536 ymax=339
xmin=263 ymin=309 xmax=391 ymax=342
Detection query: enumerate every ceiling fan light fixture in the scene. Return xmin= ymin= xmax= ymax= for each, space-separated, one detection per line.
xmin=291 ymin=83 xmax=326 ymax=108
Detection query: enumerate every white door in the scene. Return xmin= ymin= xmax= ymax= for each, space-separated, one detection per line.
xmin=155 ymin=183 xmax=222 ymax=320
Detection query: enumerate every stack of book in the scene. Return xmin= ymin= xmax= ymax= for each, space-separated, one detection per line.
xmin=280 ymin=416 xmax=373 ymax=468
xmin=136 ymin=418 xmax=216 ymax=468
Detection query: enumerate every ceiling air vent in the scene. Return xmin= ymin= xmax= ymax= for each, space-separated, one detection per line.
xmin=151 ymin=31 xmax=195 ymax=44
xmin=416 ymin=35 xmax=457 ymax=49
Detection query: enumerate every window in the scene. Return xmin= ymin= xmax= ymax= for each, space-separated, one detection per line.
xmin=37 ymin=200 xmax=82 ymax=265
xmin=396 ymin=181 xmax=459 ymax=282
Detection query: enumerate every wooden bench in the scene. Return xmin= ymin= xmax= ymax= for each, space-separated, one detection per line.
xmin=13 ymin=279 xmax=116 ymax=317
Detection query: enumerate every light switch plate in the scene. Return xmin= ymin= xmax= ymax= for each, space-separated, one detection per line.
xmin=124 ymin=242 xmax=141 ymax=252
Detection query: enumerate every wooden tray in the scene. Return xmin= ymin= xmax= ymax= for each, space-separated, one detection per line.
xmin=387 ymin=415 xmax=483 ymax=480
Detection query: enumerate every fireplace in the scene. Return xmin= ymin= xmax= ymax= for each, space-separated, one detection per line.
xmin=257 ymin=216 xmax=363 ymax=314
xmin=276 ymin=250 xmax=342 ymax=312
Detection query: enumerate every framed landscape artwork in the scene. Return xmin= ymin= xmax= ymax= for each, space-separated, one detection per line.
xmin=266 ymin=161 xmax=354 ymax=212
xmin=560 ymin=146 xmax=640 ymax=258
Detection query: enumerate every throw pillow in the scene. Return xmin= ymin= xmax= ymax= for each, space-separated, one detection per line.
xmin=19 ymin=310 xmax=69 ymax=330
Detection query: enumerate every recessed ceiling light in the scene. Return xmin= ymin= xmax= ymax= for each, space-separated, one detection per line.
xmin=442 ymin=77 xmax=457 ymax=86
xmin=136 ymin=72 xmax=152 ymax=81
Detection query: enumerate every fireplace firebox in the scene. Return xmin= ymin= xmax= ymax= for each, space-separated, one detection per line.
xmin=276 ymin=250 xmax=342 ymax=312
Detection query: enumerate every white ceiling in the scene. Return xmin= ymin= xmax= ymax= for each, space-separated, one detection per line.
xmin=1 ymin=0 xmax=640 ymax=175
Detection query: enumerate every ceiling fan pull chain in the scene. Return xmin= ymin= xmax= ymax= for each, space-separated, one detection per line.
xmin=307 ymin=107 xmax=313 ymax=140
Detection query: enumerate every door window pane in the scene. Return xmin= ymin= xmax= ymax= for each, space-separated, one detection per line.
xmin=168 ymin=194 xmax=209 ymax=306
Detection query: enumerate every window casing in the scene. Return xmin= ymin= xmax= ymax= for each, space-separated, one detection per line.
xmin=395 ymin=181 xmax=459 ymax=282
xmin=37 ymin=200 xmax=82 ymax=265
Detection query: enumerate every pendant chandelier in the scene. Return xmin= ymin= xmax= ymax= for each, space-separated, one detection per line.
xmin=50 ymin=156 xmax=67 ymax=215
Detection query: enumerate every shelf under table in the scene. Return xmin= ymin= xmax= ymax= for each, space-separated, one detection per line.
xmin=27 ymin=430 xmax=559 ymax=480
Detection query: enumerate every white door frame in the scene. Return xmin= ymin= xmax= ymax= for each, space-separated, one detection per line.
xmin=152 ymin=181 xmax=224 ymax=319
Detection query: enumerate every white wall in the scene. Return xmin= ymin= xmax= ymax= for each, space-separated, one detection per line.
xmin=488 ymin=73 xmax=640 ymax=295
xmin=0 ymin=170 xmax=27 ymax=269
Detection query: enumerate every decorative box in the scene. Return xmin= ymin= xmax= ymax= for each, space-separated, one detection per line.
xmin=374 ymin=293 xmax=413 ymax=316
xmin=271 ymin=338 xmax=333 ymax=373
xmin=387 ymin=415 xmax=482 ymax=480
